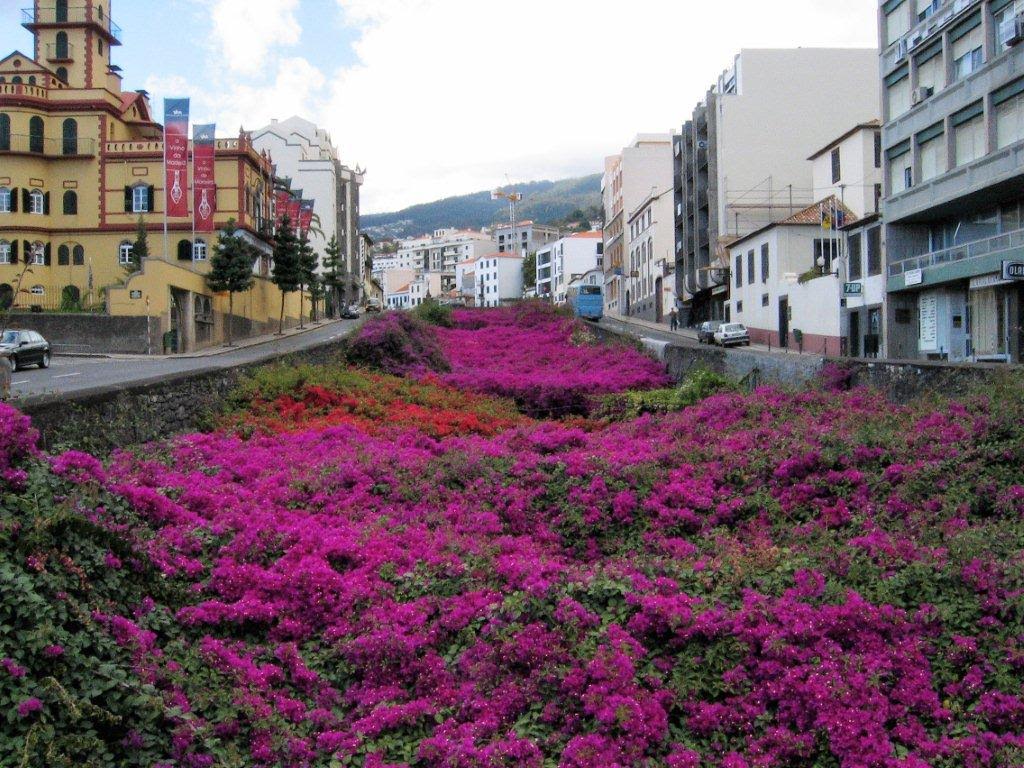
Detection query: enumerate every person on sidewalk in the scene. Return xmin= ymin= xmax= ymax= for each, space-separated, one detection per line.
xmin=0 ymin=356 xmax=10 ymax=401
xmin=669 ymin=308 xmax=679 ymax=332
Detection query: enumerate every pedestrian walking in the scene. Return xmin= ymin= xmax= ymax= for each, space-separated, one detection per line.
xmin=0 ymin=356 xmax=10 ymax=402
xmin=669 ymin=308 xmax=679 ymax=332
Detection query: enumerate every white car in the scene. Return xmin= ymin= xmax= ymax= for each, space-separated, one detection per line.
xmin=713 ymin=323 xmax=750 ymax=347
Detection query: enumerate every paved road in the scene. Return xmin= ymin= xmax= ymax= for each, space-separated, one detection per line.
xmin=11 ymin=320 xmax=360 ymax=401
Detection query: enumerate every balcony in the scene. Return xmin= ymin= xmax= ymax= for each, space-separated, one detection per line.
xmin=45 ymin=42 xmax=74 ymax=61
xmin=22 ymin=6 xmax=122 ymax=44
xmin=0 ymin=82 xmax=49 ymax=100
xmin=881 ymin=0 xmax=980 ymax=74
xmin=0 ymin=133 xmax=96 ymax=157
xmin=887 ymin=226 xmax=1024 ymax=289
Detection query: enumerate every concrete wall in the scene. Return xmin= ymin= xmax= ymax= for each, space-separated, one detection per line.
xmin=5 ymin=312 xmax=161 ymax=354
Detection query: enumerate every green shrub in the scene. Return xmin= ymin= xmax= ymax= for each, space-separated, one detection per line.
xmin=598 ymin=368 xmax=736 ymax=419
xmin=410 ymin=298 xmax=454 ymax=328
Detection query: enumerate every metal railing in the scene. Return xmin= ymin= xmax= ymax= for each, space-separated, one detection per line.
xmin=888 ymin=227 xmax=1024 ymax=276
xmin=44 ymin=42 xmax=74 ymax=60
xmin=21 ymin=6 xmax=123 ymax=42
xmin=0 ymin=133 xmax=96 ymax=156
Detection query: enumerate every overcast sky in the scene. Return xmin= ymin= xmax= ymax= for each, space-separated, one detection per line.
xmin=0 ymin=0 xmax=880 ymax=213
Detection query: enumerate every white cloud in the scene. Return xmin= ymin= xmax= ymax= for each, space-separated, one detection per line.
xmin=210 ymin=0 xmax=302 ymax=75
xmin=324 ymin=0 xmax=881 ymax=213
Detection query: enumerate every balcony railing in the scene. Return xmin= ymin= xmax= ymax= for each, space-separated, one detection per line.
xmin=21 ymin=6 xmax=122 ymax=42
xmin=888 ymin=226 xmax=1024 ymax=277
xmin=0 ymin=133 xmax=96 ymax=157
xmin=45 ymin=42 xmax=74 ymax=61
xmin=0 ymin=83 xmax=49 ymax=99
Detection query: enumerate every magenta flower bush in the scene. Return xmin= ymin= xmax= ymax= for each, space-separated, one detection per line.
xmin=347 ymin=311 xmax=450 ymax=376
xmin=2 ymin=312 xmax=1024 ymax=767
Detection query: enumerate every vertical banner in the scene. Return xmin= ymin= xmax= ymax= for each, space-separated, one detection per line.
xmin=275 ymin=190 xmax=294 ymax=228
xmin=299 ymin=199 xmax=315 ymax=238
xmin=289 ymin=189 xmax=303 ymax=230
xmin=163 ymin=99 xmax=190 ymax=218
xmin=193 ymin=123 xmax=216 ymax=233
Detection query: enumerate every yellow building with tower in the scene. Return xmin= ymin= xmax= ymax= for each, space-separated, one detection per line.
xmin=0 ymin=0 xmax=307 ymax=352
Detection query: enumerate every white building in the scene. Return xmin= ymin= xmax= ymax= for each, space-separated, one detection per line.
xmin=409 ymin=272 xmax=443 ymax=308
xmin=474 ymin=253 xmax=524 ymax=307
xmin=602 ymin=134 xmax=676 ymax=319
xmin=388 ymin=228 xmax=496 ymax=293
xmin=493 ymin=221 xmax=561 ymax=257
xmin=536 ymin=231 xmax=604 ymax=304
xmin=252 ymin=117 xmax=364 ymax=304
xmin=626 ymin=189 xmax=676 ymax=322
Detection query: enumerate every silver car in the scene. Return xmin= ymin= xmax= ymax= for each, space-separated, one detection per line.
xmin=713 ymin=323 xmax=751 ymax=347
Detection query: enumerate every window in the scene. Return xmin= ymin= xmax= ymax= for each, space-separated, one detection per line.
xmin=55 ymin=31 xmax=69 ymax=59
xmin=874 ymin=132 xmax=882 ymax=168
xmin=995 ymin=81 xmax=1024 ymax=149
xmin=916 ymin=48 xmax=945 ymax=94
xmin=918 ymin=125 xmax=947 ymax=182
xmin=30 ymin=286 xmax=44 ymax=296
xmin=29 ymin=116 xmax=44 ymax=154
xmin=954 ymin=106 xmax=986 ymax=166
xmin=998 ymin=1 xmax=1024 ymax=50
xmin=867 ymin=227 xmax=882 ymax=276
xmin=952 ymin=21 xmax=984 ymax=81
xmin=72 ymin=245 xmax=84 ymax=265
xmin=55 ymin=0 xmax=68 ymax=22
xmin=0 ymin=188 xmax=10 ymax=213
xmin=0 ymin=113 xmax=9 ymax=151
xmin=29 ymin=189 xmax=44 ymax=215
xmin=62 ymin=190 xmax=77 ymax=215
xmin=761 ymin=294 xmax=769 ymax=307
xmin=887 ymin=70 xmax=911 ymax=119
xmin=31 ymin=244 xmax=45 ymax=265
xmin=62 ymin=118 xmax=77 ymax=155
xmin=0 ymin=242 xmax=9 ymax=264
xmin=58 ymin=244 xmax=70 ymax=266
xmin=916 ymin=0 xmax=938 ymax=22
xmin=735 ymin=254 xmax=742 ymax=288
xmin=119 ymin=241 xmax=133 ymax=265
xmin=132 ymin=185 xmax=149 ymax=213
xmin=761 ymin=244 xmax=769 ymax=282
xmin=747 ymin=249 xmax=755 ymax=284
xmin=886 ymin=1 xmax=910 ymax=45
xmin=848 ymin=232 xmax=863 ymax=281
xmin=55 ymin=67 xmax=67 ymax=83
xmin=193 ymin=239 xmax=207 ymax=261
xmin=831 ymin=148 xmax=841 ymax=183
xmin=736 ymin=301 xmax=743 ymax=314
xmin=888 ymin=146 xmax=913 ymax=194
xmin=874 ymin=184 xmax=883 ymax=214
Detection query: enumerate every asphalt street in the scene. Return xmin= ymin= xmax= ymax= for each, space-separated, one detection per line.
xmin=10 ymin=319 xmax=360 ymax=400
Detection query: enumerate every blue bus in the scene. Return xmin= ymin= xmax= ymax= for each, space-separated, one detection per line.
xmin=568 ymin=284 xmax=603 ymax=321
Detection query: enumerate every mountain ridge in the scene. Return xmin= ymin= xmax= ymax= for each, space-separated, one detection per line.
xmin=362 ymin=174 xmax=602 ymax=240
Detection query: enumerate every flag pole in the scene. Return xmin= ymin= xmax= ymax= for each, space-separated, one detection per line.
xmin=163 ymin=118 xmax=169 ymax=261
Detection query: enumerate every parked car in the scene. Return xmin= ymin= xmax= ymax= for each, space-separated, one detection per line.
xmin=364 ymin=300 xmax=382 ymax=314
xmin=713 ymin=323 xmax=751 ymax=348
xmin=1 ymin=329 xmax=51 ymax=371
xmin=340 ymin=306 xmax=361 ymax=320
xmin=697 ymin=321 xmax=721 ymax=345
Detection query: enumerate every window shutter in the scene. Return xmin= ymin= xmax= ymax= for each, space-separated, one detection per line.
xmin=44 ymin=243 xmax=51 ymax=266
xmin=10 ymin=188 xmax=17 ymax=212
xmin=147 ymin=185 xmax=155 ymax=212
xmin=43 ymin=192 xmax=50 ymax=215
xmin=22 ymin=189 xmax=30 ymax=212
xmin=10 ymin=241 xmax=17 ymax=263
xmin=124 ymin=186 xmax=132 ymax=212
xmin=22 ymin=241 xmax=31 ymax=263
xmin=177 ymin=239 xmax=192 ymax=261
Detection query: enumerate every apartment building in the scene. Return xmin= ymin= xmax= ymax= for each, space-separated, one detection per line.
xmin=474 ymin=253 xmax=523 ymax=307
xmin=383 ymin=228 xmax=495 ymax=293
xmin=252 ymin=116 xmax=364 ymax=305
xmin=493 ymin=221 xmax=560 ymax=257
xmin=602 ymin=134 xmax=675 ymax=317
xmin=674 ymin=49 xmax=880 ymax=327
xmin=881 ymin=0 xmax=1024 ymax=363
xmin=535 ymin=231 xmax=603 ymax=304
xmin=626 ymin=189 xmax=676 ymax=322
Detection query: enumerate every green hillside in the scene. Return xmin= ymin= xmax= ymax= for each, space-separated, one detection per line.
xmin=362 ymin=174 xmax=602 ymax=239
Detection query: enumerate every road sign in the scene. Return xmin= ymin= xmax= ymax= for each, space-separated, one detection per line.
xmin=1002 ymin=260 xmax=1024 ymax=281
xmin=843 ymin=282 xmax=863 ymax=296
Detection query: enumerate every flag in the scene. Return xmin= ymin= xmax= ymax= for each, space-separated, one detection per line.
xmin=163 ymin=99 xmax=190 ymax=218
xmin=193 ymin=124 xmax=216 ymax=233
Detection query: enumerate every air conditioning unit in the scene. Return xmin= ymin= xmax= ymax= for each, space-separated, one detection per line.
xmin=907 ymin=32 xmax=924 ymax=50
xmin=1004 ymin=15 xmax=1024 ymax=47
xmin=893 ymin=39 xmax=908 ymax=63
xmin=912 ymin=86 xmax=934 ymax=105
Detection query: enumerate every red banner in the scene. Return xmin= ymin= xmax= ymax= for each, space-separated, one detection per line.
xmin=289 ymin=197 xmax=302 ymax=229
xmin=275 ymin=190 xmax=294 ymax=228
xmin=193 ymin=123 xmax=216 ymax=233
xmin=299 ymin=199 xmax=315 ymax=238
xmin=163 ymin=99 xmax=189 ymax=218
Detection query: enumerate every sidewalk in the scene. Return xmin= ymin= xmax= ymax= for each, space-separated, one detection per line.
xmin=59 ymin=318 xmax=351 ymax=361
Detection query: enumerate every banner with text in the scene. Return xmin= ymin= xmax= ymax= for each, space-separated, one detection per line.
xmin=163 ymin=98 xmax=190 ymax=218
xmin=193 ymin=123 xmax=216 ymax=233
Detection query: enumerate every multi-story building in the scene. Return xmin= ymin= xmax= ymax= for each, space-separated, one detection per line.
xmin=474 ymin=253 xmax=524 ymax=307
xmin=602 ymin=134 xmax=675 ymax=317
xmin=381 ymin=228 xmax=495 ymax=295
xmin=880 ymin=0 xmax=1024 ymax=363
xmin=675 ymin=48 xmax=880 ymax=327
xmin=535 ymin=231 xmax=603 ymax=304
xmin=251 ymin=116 xmax=364 ymax=306
xmin=0 ymin=0 xmax=302 ymax=352
xmin=492 ymin=220 xmax=560 ymax=257
xmin=626 ymin=188 xmax=676 ymax=321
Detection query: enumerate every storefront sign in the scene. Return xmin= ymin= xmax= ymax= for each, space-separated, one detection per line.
xmin=904 ymin=268 xmax=923 ymax=287
xmin=1001 ymin=260 xmax=1024 ymax=281
xmin=919 ymin=292 xmax=938 ymax=352
xmin=843 ymin=282 xmax=863 ymax=296
xmin=970 ymin=273 xmax=1012 ymax=291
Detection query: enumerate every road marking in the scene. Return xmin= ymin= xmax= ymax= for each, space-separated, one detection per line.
xmin=53 ymin=373 xmax=82 ymax=380
xmin=12 ymin=380 xmax=28 ymax=386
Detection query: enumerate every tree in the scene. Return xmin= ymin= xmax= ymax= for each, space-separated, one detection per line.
xmin=271 ymin=215 xmax=301 ymax=335
xmin=522 ymin=251 xmax=537 ymax=291
xmin=207 ymin=218 xmax=256 ymax=347
xmin=127 ymin=216 xmax=148 ymax=274
xmin=297 ymin=233 xmax=319 ymax=328
xmin=322 ymin=234 xmax=344 ymax=318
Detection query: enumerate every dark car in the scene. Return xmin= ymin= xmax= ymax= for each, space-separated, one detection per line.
xmin=1 ymin=329 xmax=51 ymax=371
xmin=697 ymin=321 xmax=721 ymax=344
xmin=340 ymin=305 xmax=361 ymax=320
